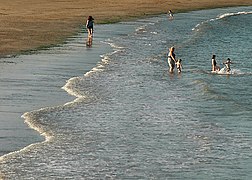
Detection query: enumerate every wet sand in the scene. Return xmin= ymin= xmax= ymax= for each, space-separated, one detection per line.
xmin=0 ymin=27 xmax=114 ymax=156
xmin=0 ymin=0 xmax=252 ymax=57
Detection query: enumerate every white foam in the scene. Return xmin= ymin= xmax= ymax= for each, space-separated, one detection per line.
xmin=62 ymin=77 xmax=83 ymax=98
xmin=0 ymin=106 xmax=58 ymax=162
xmin=136 ymin=25 xmax=147 ymax=33
xmin=217 ymin=11 xmax=251 ymax=19
xmin=213 ymin=68 xmax=244 ymax=75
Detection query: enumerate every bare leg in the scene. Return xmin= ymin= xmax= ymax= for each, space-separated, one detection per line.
xmin=86 ymin=36 xmax=92 ymax=47
xmin=169 ymin=67 xmax=174 ymax=73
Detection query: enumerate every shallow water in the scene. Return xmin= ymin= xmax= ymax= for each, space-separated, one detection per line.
xmin=0 ymin=6 xmax=252 ymax=179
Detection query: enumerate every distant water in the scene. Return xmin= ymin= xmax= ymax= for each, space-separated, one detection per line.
xmin=1 ymin=6 xmax=252 ymax=179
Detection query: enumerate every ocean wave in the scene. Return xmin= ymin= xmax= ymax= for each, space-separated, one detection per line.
xmin=217 ymin=11 xmax=252 ymax=19
xmin=135 ymin=25 xmax=147 ymax=33
xmin=62 ymin=40 xmax=126 ymax=99
xmin=62 ymin=77 xmax=84 ymax=98
xmin=192 ymin=11 xmax=252 ymax=31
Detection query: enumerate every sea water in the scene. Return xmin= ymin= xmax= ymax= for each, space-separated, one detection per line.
xmin=0 ymin=6 xmax=252 ymax=179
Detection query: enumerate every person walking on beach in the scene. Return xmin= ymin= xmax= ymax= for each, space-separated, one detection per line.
xmin=167 ymin=46 xmax=176 ymax=73
xmin=211 ymin=54 xmax=220 ymax=72
xmin=86 ymin=16 xmax=94 ymax=37
xmin=86 ymin=16 xmax=94 ymax=46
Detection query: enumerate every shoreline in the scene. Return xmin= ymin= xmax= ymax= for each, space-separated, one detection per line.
xmin=0 ymin=0 xmax=252 ymax=58
xmin=0 ymin=6 xmax=251 ymax=178
xmin=0 ymin=25 xmax=115 ymax=157
xmin=0 ymin=5 xmax=251 ymax=179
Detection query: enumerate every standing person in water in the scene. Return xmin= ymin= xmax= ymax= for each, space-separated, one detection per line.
xmin=168 ymin=10 xmax=174 ymax=19
xmin=223 ymin=58 xmax=233 ymax=72
xmin=211 ymin=54 xmax=220 ymax=72
xmin=167 ymin=46 xmax=176 ymax=73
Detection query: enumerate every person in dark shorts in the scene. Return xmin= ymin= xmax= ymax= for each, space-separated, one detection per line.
xmin=211 ymin=54 xmax=220 ymax=72
xmin=86 ymin=16 xmax=94 ymax=46
xmin=86 ymin=16 xmax=94 ymax=37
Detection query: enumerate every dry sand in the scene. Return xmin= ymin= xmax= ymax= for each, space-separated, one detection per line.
xmin=0 ymin=0 xmax=252 ymax=57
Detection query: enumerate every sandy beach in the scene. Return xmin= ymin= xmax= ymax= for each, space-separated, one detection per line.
xmin=0 ymin=0 xmax=252 ymax=57
xmin=0 ymin=2 xmax=252 ymax=178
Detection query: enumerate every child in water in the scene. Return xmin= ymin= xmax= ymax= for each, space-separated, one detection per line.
xmin=223 ymin=58 xmax=232 ymax=72
xmin=176 ymin=59 xmax=183 ymax=73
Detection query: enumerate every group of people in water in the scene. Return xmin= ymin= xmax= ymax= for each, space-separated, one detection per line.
xmin=167 ymin=46 xmax=183 ymax=73
xmin=86 ymin=15 xmax=233 ymax=74
xmin=166 ymin=9 xmax=233 ymax=74
xmin=212 ymin=54 xmax=233 ymax=73
xmin=167 ymin=46 xmax=233 ymax=74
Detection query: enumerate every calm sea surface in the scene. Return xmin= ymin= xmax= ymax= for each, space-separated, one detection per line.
xmin=0 ymin=6 xmax=252 ymax=179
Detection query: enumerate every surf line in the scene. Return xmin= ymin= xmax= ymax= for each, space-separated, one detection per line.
xmin=192 ymin=10 xmax=252 ymax=31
